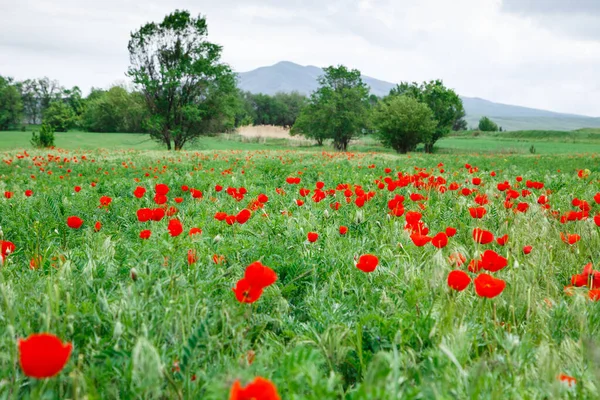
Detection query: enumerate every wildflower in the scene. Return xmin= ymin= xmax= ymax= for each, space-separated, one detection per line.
xmin=356 ymin=254 xmax=378 ymax=273
xmin=18 ymin=333 xmax=72 ymax=378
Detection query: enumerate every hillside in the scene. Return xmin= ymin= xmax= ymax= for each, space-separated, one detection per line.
xmin=237 ymin=61 xmax=600 ymax=131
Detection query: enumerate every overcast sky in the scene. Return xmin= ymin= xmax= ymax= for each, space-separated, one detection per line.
xmin=1 ymin=0 xmax=599 ymax=116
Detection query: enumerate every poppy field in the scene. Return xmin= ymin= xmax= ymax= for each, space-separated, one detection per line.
xmin=1 ymin=149 xmax=600 ymax=399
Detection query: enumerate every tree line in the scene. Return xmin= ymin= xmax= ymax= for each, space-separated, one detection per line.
xmin=1 ymin=9 xmax=494 ymax=153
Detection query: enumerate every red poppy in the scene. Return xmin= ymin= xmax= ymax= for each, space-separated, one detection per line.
xmin=296 ymin=199 xmax=304 ymax=206
xmin=155 ymin=183 xmax=169 ymax=195
xmin=523 ymin=245 xmax=532 ymax=254
xmin=74 ymin=186 xmax=81 ymax=193
xmin=0 ymin=240 xmax=16 ymax=264
xmin=189 ymin=227 xmax=202 ymax=236
xmin=213 ymin=254 xmax=226 ymax=264
xmin=66 ymin=216 xmax=83 ymax=229
xmin=468 ymin=258 xmax=483 ymax=273
xmin=410 ymin=232 xmax=431 ymax=247
xmin=167 ymin=219 xmax=183 ymax=237
xmin=447 ymin=270 xmax=471 ymax=291
xmin=133 ymin=186 xmax=146 ymax=198
xmin=472 ymin=177 xmax=481 ymax=185
xmin=230 ymin=377 xmax=280 ymax=400
xmin=152 ymin=208 xmax=165 ymax=222
xmin=190 ymin=189 xmax=203 ymax=199
xmin=515 ymin=202 xmax=529 ymax=213
xmin=236 ymin=209 xmax=252 ymax=224
xmin=232 ymin=261 xmax=277 ymax=303
xmin=94 ymin=221 xmax=102 ymax=232
xmin=154 ymin=194 xmax=168 ymax=205
xmin=472 ymin=228 xmax=494 ymax=244
xmin=214 ymin=212 xmax=227 ymax=221
xmin=174 ymin=197 xmax=183 ymax=204
xmin=481 ymin=250 xmax=507 ymax=272
xmin=136 ymin=208 xmax=152 ymax=222
xmin=558 ymin=373 xmax=576 ymax=387
xmin=18 ymin=333 xmax=72 ymax=378
xmin=257 ymin=194 xmax=269 ymax=203
xmin=560 ymin=232 xmax=581 ymax=245
xmin=307 ymin=232 xmax=319 ymax=243
xmin=25 ymin=190 xmax=33 ymax=197
xmin=469 ymin=207 xmax=486 ymax=219
xmin=225 ymin=215 xmax=237 ymax=225
xmin=496 ymin=234 xmax=508 ymax=246
xmin=140 ymin=230 xmax=151 ymax=239
xmin=187 ymin=249 xmax=197 ymax=265
xmin=431 ymin=232 xmax=448 ymax=248
xmin=356 ymin=254 xmax=379 ymax=272
xmin=570 ymin=263 xmax=600 ymax=288
xmin=474 ymin=274 xmax=506 ymax=298
xmin=445 ymin=227 xmax=457 ymax=237
xmin=4 ymin=191 xmax=13 ymax=199
xmin=215 ymin=185 xmax=223 ymax=192
xmin=339 ymin=226 xmax=348 ymax=235
xmin=589 ymin=289 xmax=600 ymax=301
xmin=99 ymin=196 xmax=112 ymax=207
xmin=594 ymin=215 xmax=600 ymax=227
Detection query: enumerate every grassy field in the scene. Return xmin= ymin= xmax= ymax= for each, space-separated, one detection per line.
xmin=1 ymin=146 xmax=600 ymax=398
xmin=4 ymin=129 xmax=600 ymax=155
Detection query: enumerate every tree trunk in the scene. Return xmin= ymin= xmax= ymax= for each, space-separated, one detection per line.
xmin=424 ymin=142 xmax=434 ymax=153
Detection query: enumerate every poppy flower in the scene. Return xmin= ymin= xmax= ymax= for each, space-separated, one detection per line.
xmin=523 ymin=245 xmax=532 ymax=254
xmin=189 ymin=227 xmax=202 ymax=236
xmin=4 ymin=191 xmax=13 ymax=199
xmin=445 ymin=227 xmax=457 ymax=237
xmin=468 ymin=258 xmax=483 ymax=273
xmin=99 ymin=196 xmax=112 ymax=207
xmin=167 ymin=219 xmax=183 ymax=237
xmin=236 ymin=209 xmax=252 ymax=224
xmin=155 ymin=183 xmax=169 ymax=195
xmin=94 ymin=221 xmax=102 ymax=232
xmin=74 ymin=186 xmax=81 ymax=193
xmin=0 ymin=240 xmax=16 ymax=264
xmin=152 ymin=208 xmax=165 ymax=222
xmin=187 ymin=249 xmax=197 ymax=265
xmin=496 ymin=234 xmax=508 ymax=246
xmin=431 ymin=232 xmax=448 ymax=249
xmin=570 ymin=263 xmax=600 ymax=288
xmin=447 ymin=270 xmax=471 ymax=291
xmin=66 ymin=216 xmax=83 ymax=229
xmin=560 ymin=232 xmax=581 ymax=245
xmin=307 ymin=232 xmax=319 ymax=243
xmin=481 ymin=250 xmax=507 ymax=272
xmin=215 ymin=185 xmax=223 ymax=192
xmin=257 ymin=194 xmax=269 ymax=203
xmin=474 ymin=274 xmax=506 ymax=298
xmin=558 ymin=374 xmax=576 ymax=387
xmin=232 ymin=261 xmax=277 ymax=303
xmin=472 ymin=177 xmax=481 ymax=185
xmin=154 ymin=194 xmax=168 ymax=205
xmin=356 ymin=254 xmax=379 ymax=273
xmin=410 ymin=232 xmax=431 ymax=247
xmin=594 ymin=215 xmax=600 ymax=227
xmin=213 ymin=254 xmax=226 ymax=264
xmin=295 ymin=199 xmax=304 ymax=206
xmin=174 ymin=197 xmax=183 ymax=204
xmin=225 ymin=215 xmax=237 ymax=225
xmin=139 ymin=230 xmax=151 ymax=239
xmin=133 ymin=186 xmax=146 ymax=198
xmin=214 ymin=212 xmax=227 ymax=221
xmin=469 ymin=207 xmax=486 ymax=219
xmin=190 ymin=189 xmax=203 ymax=199
xmin=25 ymin=190 xmax=33 ymax=197
xmin=136 ymin=208 xmax=152 ymax=222
xmin=473 ymin=228 xmax=494 ymax=244
xmin=339 ymin=226 xmax=348 ymax=235
xmin=589 ymin=289 xmax=600 ymax=301
xmin=18 ymin=333 xmax=72 ymax=378
xmin=230 ymin=377 xmax=280 ymax=400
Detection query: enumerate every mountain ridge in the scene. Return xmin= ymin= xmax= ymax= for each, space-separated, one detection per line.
xmin=236 ymin=61 xmax=600 ymax=131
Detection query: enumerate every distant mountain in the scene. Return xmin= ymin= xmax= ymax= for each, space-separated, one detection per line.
xmin=237 ymin=61 xmax=600 ymax=131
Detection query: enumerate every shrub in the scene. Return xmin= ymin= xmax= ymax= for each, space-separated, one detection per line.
xmin=31 ymin=123 xmax=55 ymax=148
xmin=478 ymin=116 xmax=499 ymax=132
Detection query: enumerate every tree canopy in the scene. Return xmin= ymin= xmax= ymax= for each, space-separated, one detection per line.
xmin=128 ymin=10 xmax=237 ymax=150
xmin=0 ymin=76 xmax=22 ymax=131
xmin=292 ymin=65 xmax=371 ymax=151
xmin=478 ymin=116 xmax=499 ymax=132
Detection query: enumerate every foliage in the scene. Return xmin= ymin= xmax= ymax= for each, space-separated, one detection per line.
xmin=390 ymin=80 xmax=464 ymax=153
xmin=0 ymin=75 xmax=23 ymax=130
xmin=479 ymin=116 xmax=499 ymax=132
xmin=292 ymin=65 xmax=371 ymax=151
xmin=43 ymin=101 xmax=76 ymax=132
xmin=373 ymin=95 xmax=437 ymax=153
xmin=30 ymin=123 xmax=55 ymax=148
xmin=127 ymin=10 xmax=237 ymax=150
xmin=82 ymin=86 xmax=149 ymax=133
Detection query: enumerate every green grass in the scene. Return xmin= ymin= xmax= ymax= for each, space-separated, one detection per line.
xmin=1 ymin=149 xmax=600 ymax=398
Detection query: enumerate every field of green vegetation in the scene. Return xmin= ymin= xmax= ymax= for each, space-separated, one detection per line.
xmin=1 ymin=145 xmax=600 ymax=398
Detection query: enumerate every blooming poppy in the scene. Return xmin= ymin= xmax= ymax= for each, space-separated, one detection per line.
xmin=25 ymin=190 xmax=33 ymax=197
xmin=356 ymin=254 xmax=378 ymax=272
xmin=447 ymin=270 xmax=471 ymax=291
xmin=152 ymin=208 xmax=165 ymax=222
xmin=133 ymin=186 xmax=146 ymax=198
xmin=339 ymin=226 xmax=348 ymax=235
xmin=94 ymin=221 xmax=102 ymax=232
xmin=410 ymin=232 xmax=431 ymax=247
xmin=140 ymin=230 xmax=151 ymax=239
xmin=469 ymin=207 xmax=486 ymax=219
xmin=232 ymin=261 xmax=277 ymax=303
xmin=445 ymin=227 xmax=457 ymax=237
xmin=0 ymin=240 xmax=16 ymax=264
xmin=4 ymin=191 xmax=13 ymax=199
xmin=99 ymin=196 xmax=112 ymax=207
xmin=307 ymin=232 xmax=318 ymax=243
xmin=236 ymin=209 xmax=252 ymax=224
xmin=257 ymin=194 xmax=269 ymax=203
xmin=560 ymin=232 xmax=581 ymax=245
xmin=189 ymin=227 xmax=202 ymax=236
xmin=481 ymin=250 xmax=507 ymax=272
xmin=66 ymin=216 xmax=83 ymax=229
xmin=18 ymin=333 xmax=72 ymax=378
xmin=214 ymin=212 xmax=227 ymax=221
xmin=155 ymin=183 xmax=169 ymax=195
xmin=137 ymin=208 xmax=152 ymax=222
xmin=74 ymin=186 xmax=81 ymax=193
xmin=474 ymin=273 xmax=506 ymax=298
xmin=523 ymin=245 xmax=532 ymax=255
xmin=431 ymin=232 xmax=448 ymax=249
xmin=473 ymin=228 xmax=494 ymax=244
xmin=187 ymin=249 xmax=197 ymax=265
xmin=154 ymin=194 xmax=168 ymax=205
xmin=589 ymin=289 xmax=600 ymax=301
xmin=225 ymin=215 xmax=237 ymax=225
xmin=230 ymin=377 xmax=280 ymax=400
xmin=496 ymin=234 xmax=508 ymax=246
xmin=167 ymin=219 xmax=183 ymax=237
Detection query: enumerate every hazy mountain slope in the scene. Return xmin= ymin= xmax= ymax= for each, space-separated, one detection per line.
xmin=237 ymin=61 xmax=600 ymax=131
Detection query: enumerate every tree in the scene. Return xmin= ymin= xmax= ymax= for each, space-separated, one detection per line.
xmin=373 ymin=95 xmax=437 ymax=153
xmin=390 ymin=80 xmax=464 ymax=153
xmin=82 ymin=86 xmax=148 ymax=133
xmin=128 ymin=10 xmax=237 ymax=150
xmin=43 ymin=101 xmax=76 ymax=132
xmin=0 ymin=76 xmax=23 ymax=130
xmin=291 ymin=65 xmax=370 ymax=151
xmin=478 ymin=116 xmax=499 ymax=132
xmin=452 ymin=108 xmax=468 ymax=131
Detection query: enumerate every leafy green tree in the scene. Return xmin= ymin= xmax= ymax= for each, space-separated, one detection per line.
xmin=82 ymin=86 xmax=148 ymax=133
xmin=292 ymin=65 xmax=370 ymax=151
xmin=478 ymin=116 xmax=499 ymax=132
xmin=373 ymin=95 xmax=437 ymax=153
xmin=452 ymin=108 xmax=468 ymax=131
xmin=0 ymin=76 xmax=23 ymax=130
xmin=390 ymin=80 xmax=463 ymax=153
xmin=128 ymin=10 xmax=237 ymax=150
xmin=43 ymin=101 xmax=76 ymax=132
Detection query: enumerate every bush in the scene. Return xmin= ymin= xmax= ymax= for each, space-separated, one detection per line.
xmin=43 ymin=101 xmax=76 ymax=132
xmin=478 ymin=116 xmax=499 ymax=132
xmin=31 ymin=123 xmax=55 ymax=148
